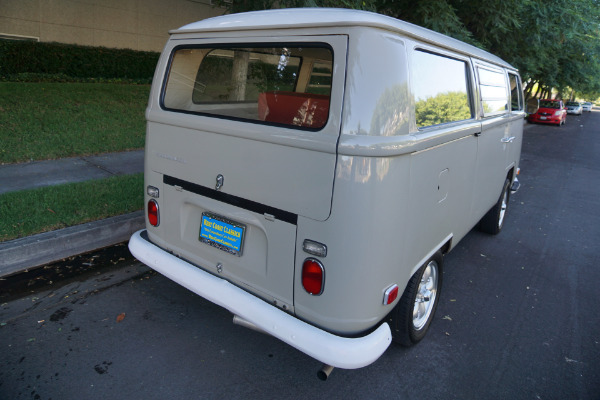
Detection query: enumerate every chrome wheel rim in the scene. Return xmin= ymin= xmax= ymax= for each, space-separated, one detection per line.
xmin=413 ymin=261 xmax=438 ymax=330
xmin=498 ymin=189 xmax=508 ymax=229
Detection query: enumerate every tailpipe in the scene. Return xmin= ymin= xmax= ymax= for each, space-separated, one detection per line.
xmin=317 ymin=364 xmax=334 ymax=381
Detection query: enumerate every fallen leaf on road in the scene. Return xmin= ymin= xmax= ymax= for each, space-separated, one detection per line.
xmin=443 ymin=315 xmax=452 ymax=321
xmin=116 ymin=313 xmax=126 ymax=323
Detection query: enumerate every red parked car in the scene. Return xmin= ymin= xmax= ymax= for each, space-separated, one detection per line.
xmin=528 ymin=99 xmax=567 ymax=126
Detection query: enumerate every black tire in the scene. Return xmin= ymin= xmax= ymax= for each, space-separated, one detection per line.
xmin=479 ymin=178 xmax=510 ymax=235
xmin=386 ymin=252 xmax=443 ymax=346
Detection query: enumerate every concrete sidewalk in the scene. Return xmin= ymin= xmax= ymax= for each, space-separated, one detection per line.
xmin=0 ymin=150 xmax=144 ymax=194
xmin=0 ymin=150 xmax=146 ymax=278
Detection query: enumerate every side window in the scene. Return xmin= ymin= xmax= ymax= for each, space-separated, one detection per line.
xmin=478 ymin=67 xmax=508 ymax=117
xmin=508 ymin=73 xmax=523 ymax=112
xmin=162 ymin=44 xmax=333 ymax=130
xmin=412 ymin=50 xmax=473 ymax=129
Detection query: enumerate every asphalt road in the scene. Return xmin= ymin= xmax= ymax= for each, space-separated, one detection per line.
xmin=1 ymin=110 xmax=599 ymax=400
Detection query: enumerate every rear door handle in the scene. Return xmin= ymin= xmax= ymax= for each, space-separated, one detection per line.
xmin=501 ymin=136 xmax=515 ymax=143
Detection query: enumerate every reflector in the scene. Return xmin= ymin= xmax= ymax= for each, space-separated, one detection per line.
xmin=383 ymin=284 xmax=399 ymax=305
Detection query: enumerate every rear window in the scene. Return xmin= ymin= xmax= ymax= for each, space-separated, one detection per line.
xmin=162 ymin=44 xmax=333 ymax=130
xmin=539 ymin=100 xmax=560 ymax=109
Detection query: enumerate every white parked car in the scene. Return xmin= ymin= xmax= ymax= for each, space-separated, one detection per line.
xmin=566 ymin=101 xmax=583 ymax=115
xmin=582 ymin=102 xmax=593 ymax=112
xmin=128 ymin=8 xmax=524 ymax=376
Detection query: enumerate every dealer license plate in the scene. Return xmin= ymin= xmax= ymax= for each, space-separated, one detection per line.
xmin=199 ymin=212 xmax=246 ymax=256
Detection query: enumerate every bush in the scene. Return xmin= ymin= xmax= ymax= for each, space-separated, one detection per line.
xmin=0 ymin=40 xmax=159 ymax=82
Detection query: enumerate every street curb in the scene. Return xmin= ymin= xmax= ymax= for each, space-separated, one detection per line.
xmin=0 ymin=211 xmax=145 ymax=279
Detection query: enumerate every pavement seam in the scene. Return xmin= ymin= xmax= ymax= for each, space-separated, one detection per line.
xmin=80 ymin=156 xmax=119 ymax=176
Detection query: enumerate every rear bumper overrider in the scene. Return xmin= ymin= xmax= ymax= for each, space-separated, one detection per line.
xmin=128 ymin=230 xmax=392 ymax=369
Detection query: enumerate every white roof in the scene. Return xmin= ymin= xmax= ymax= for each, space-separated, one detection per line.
xmin=172 ymin=8 xmax=514 ymax=70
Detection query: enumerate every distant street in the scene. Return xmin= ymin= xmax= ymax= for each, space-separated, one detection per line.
xmin=1 ymin=110 xmax=599 ymax=400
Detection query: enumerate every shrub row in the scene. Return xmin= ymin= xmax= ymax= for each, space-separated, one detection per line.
xmin=0 ymin=40 xmax=159 ymax=82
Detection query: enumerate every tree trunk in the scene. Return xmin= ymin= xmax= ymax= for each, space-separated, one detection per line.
xmin=230 ymin=51 xmax=250 ymax=102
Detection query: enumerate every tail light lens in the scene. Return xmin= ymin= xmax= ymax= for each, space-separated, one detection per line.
xmin=302 ymin=258 xmax=325 ymax=295
xmin=148 ymin=199 xmax=159 ymax=227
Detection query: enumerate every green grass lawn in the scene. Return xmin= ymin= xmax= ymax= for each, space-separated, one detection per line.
xmin=0 ymin=173 xmax=144 ymax=242
xmin=0 ymin=82 xmax=149 ymax=164
xmin=0 ymin=82 xmax=149 ymax=241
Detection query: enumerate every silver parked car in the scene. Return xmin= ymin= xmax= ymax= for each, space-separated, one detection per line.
xmin=582 ymin=102 xmax=593 ymax=112
xmin=566 ymin=101 xmax=583 ymax=115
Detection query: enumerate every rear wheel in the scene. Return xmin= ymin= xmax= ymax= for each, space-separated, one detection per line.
xmin=387 ymin=252 xmax=443 ymax=346
xmin=479 ymin=178 xmax=510 ymax=235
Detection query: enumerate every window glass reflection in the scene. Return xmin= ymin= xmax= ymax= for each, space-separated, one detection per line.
xmin=163 ymin=45 xmax=333 ymax=130
xmin=412 ymin=51 xmax=472 ymax=129
xmin=478 ymin=67 xmax=508 ymax=117
xmin=509 ymin=73 xmax=523 ymax=111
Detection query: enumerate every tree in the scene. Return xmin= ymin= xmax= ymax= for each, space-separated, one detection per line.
xmin=375 ymin=0 xmax=600 ymax=100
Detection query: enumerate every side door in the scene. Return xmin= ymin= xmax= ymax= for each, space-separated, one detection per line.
xmin=471 ymin=62 xmax=512 ymax=220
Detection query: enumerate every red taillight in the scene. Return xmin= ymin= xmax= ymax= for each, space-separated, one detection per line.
xmin=148 ymin=199 xmax=159 ymax=227
xmin=302 ymin=258 xmax=325 ymax=295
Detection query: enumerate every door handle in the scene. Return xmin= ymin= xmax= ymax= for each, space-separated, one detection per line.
xmin=501 ymin=136 xmax=515 ymax=143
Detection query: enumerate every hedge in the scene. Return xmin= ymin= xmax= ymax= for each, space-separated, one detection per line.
xmin=0 ymin=40 xmax=159 ymax=83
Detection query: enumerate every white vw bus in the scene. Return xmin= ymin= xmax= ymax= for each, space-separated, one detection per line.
xmin=129 ymin=8 xmax=524 ymax=375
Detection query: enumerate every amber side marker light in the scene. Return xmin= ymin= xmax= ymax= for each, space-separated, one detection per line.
xmin=302 ymin=258 xmax=325 ymax=295
xmin=148 ymin=199 xmax=160 ymax=227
